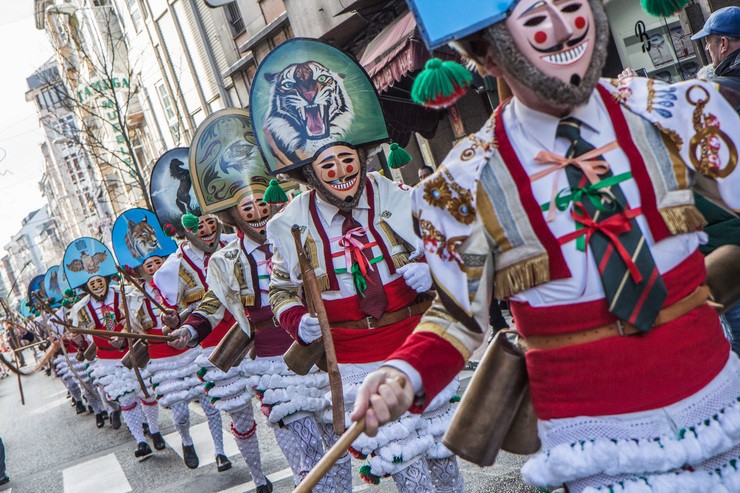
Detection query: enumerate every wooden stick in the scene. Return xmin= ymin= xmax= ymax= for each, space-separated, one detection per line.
xmin=68 ymin=327 xmax=175 ymax=342
xmin=119 ymin=276 xmax=150 ymax=398
xmin=13 ymin=340 xmax=47 ymax=352
xmin=117 ymin=267 xmax=169 ymax=313
xmin=291 ymin=224 xmax=345 ymax=435
xmin=294 ymin=377 xmax=407 ymax=493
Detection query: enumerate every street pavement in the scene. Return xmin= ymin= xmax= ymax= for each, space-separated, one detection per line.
xmin=0 ymin=343 xmax=538 ymax=493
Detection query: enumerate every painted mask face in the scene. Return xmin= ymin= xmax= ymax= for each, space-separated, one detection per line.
xmin=86 ymin=276 xmax=108 ymax=300
xmin=310 ymin=145 xmax=362 ymax=203
xmin=141 ymin=256 xmax=164 ymax=277
xmin=506 ymin=0 xmax=595 ymax=87
xmin=236 ymin=191 xmax=270 ymax=237
xmin=196 ymin=215 xmax=219 ymax=247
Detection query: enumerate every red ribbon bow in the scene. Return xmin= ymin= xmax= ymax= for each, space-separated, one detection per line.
xmin=337 ymin=227 xmax=374 ymax=277
xmin=531 ymin=141 xmax=619 ymax=222
xmin=559 ymin=202 xmax=644 ymax=284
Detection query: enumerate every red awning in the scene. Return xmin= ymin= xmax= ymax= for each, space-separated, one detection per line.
xmin=359 ymin=11 xmax=427 ymax=93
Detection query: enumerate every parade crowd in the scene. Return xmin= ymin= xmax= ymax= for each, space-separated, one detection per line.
xmin=2 ymin=2 xmax=740 ymax=493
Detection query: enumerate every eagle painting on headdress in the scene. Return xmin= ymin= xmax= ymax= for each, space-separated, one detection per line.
xmin=66 ymin=251 xmax=109 ymax=274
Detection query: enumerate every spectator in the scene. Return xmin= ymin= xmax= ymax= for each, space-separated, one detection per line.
xmin=691 ymin=7 xmax=740 ymax=97
xmin=417 ymin=165 xmax=434 ymax=182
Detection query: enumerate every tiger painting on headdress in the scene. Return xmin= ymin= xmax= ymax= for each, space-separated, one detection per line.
xmin=124 ymin=217 xmax=161 ymax=260
xmin=263 ymin=61 xmax=354 ymax=167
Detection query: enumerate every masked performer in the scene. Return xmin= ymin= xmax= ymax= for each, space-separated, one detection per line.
xmin=353 ymin=1 xmax=740 ymax=492
xmin=65 ymin=237 xmax=154 ymax=460
xmin=250 ymin=39 xmax=462 ymax=492
xmin=148 ymin=148 xmax=233 ymax=472
xmin=168 ymin=108 xmax=329 ymax=491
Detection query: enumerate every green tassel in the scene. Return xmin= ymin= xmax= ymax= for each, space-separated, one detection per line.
xmin=204 ymin=381 xmax=215 ymax=391
xmin=351 ymin=263 xmax=367 ymax=297
xmin=411 ymin=58 xmax=472 ymax=109
xmin=162 ymin=223 xmax=177 ymax=237
xmin=640 ymin=0 xmax=688 ymax=17
xmin=387 ymin=143 xmax=412 ymax=169
xmin=264 ymin=179 xmax=288 ymax=204
xmin=449 ymin=395 xmax=461 ymax=403
xmin=61 ymin=299 xmax=72 ymax=308
xmin=197 ymin=367 xmax=208 ymax=379
xmin=181 ymin=213 xmax=200 ymax=233
xmin=64 ymin=288 xmax=75 ymax=298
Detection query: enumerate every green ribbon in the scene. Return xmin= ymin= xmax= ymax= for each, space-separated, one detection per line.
xmin=335 ymin=256 xmax=384 ymax=297
xmin=540 ymin=172 xmax=632 ymax=251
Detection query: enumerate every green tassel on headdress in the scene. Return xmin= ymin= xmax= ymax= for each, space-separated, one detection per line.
xmin=64 ymin=288 xmax=75 ymax=298
xmin=181 ymin=213 xmax=200 ymax=233
xmin=162 ymin=223 xmax=177 ymax=237
xmin=387 ymin=143 xmax=412 ymax=169
xmin=264 ymin=179 xmax=288 ymax=204
xmin=61 ymin=299 xmax=72 ymax=308
xmin=640 ymin=0 xmax=689 ymax=17
xmin=411 ymin=58 xmax=473 ymax=109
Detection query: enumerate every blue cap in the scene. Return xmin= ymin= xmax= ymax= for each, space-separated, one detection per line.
xmin=691 ymin=7 xmax=740 ymax=40
xmin=407 ymin=0 xmax=518 ymax=50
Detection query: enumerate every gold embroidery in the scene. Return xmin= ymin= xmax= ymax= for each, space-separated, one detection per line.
xmin=391 ymin=252 xmax=410 ymax=269
xmin=687 ymin=85 xmax=738 ymax=178
xmin=182 ymin=290 xmax=205 ymax=306
xmin=379 ymin=220 xmax=400 ymax=248
xmin=494 ymin=254 xmax=550 ymax=299
xmin=659 ymin=205 xmax=707 ymax=235
xmin=654 ymin=122 xmax=683 ymax=148
xmin=476 ymin=187 xmax=512 ymax=252
xmin=419 ymin=219 xmax=466 ymax=264
xmin=413 ymin=321 xmax=471 ymax=360
xmin=423 ymin=175 xmax=452 ymax=208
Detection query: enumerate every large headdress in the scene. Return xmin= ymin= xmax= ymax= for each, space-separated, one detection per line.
xmin=250 ymin=38 xmax=390 ymax=175
xmin=190 ymin=108 xmax=295 ymax=241
xmin=149 ymin=147 xmax=202 ymax=237
xmin=43 ymin=265 xmax=71 ymax=309
xmin=62 ymin=237 xmax=117 ymax=289
xmin=111 ymin=208 xmax=177 ymax=270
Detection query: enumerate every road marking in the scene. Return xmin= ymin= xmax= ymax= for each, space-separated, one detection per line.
xmin=216 ymin=467 xmax=294 ymax=493
xmin=62 ymin=454 xmax=131 ymax=493
xmin=162 ymin=421 xmax=239 ymax=468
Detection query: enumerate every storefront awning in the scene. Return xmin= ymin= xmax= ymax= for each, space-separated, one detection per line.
xmin=359 ymin=11 xmax=428 ymax=93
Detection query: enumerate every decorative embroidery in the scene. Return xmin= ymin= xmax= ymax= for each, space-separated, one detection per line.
xmin=380 ymin=210 xmax=392 ymax=219
xmin=653 ymin=122 xmax=683 ymax=148
xmin=645 ymin=79 xmax=676 ymax=118
xmin=224 ymin=250 xmax=239 ymax=260
xmin=687 ymin=85 xmax=738 ymax=178
xmin=444 ymin=170 xmax=475 ymax=224
xmin=423 ymin=175 xmax=452 ymax=208
xmin=419 ymin=219 xmax=465 ymax=264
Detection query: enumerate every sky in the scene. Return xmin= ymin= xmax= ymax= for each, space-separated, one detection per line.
xmin=0 ymin=3 xmax=55 ymax=249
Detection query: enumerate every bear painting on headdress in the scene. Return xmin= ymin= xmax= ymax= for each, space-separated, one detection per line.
xmin=169 ymin=157 xmax=193 ymax=215
xmin=263 ymin=61 xmax=354 ymax=167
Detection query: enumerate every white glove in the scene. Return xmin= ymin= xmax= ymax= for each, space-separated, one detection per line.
xmin=298 ymin=313 xmax=322 ymax=344
xmin=397 ymin=263 xmax=432 ymax=293
xmin=168 ymin=326 xmax=195 ymax=350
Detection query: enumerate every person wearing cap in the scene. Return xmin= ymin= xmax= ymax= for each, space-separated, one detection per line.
xmin=352 ymin=0 xmax=740 ymax=492
xmin=691 ymin=6 xmax=740 ymax=88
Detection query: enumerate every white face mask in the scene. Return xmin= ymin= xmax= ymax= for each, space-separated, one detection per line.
xmin=506 ymin=0 xmax=596 ymax=87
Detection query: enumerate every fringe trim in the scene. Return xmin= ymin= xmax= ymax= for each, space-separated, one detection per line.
xmin=658 ymin=205 xmax=707 ymax=235
xmin=522 ymin=396 xmax=740 ymax=487
xmin=494 ymin=253 xmax=550 ymax=299
xmin=315 ymin=274 xmax=330 ymax=293
xmin=391 ymin=252 xmax=410 ymax=270
xmin=240 ymin=295 xmax=255 ymax=307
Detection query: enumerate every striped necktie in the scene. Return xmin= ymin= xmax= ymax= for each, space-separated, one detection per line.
xmin=339 ymin=210 xmax=387 ymax=319
xmin=557 ymin=117 xmax=667 ymax=332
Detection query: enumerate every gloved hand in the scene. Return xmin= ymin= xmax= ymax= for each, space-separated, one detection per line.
xmin=168 ymin=326 xmax=194 ymax=350
xmin=161 ymin=309 xmax=180 ymax=329
xmin=298 ymin=313 xmax=322 ymax=344
xmin=397 ymin=262 xmax=432 ymax=293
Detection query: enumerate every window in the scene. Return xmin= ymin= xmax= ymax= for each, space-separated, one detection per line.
xmin=225 ymin=2 xmax=245 ymax=36
xmin=126 ymin=0 xmax=143 ymax=33
xmin=65 ymin=154 xmax=85 ymax=185
xmin=156 ymin=83 xmax=181 ymax=143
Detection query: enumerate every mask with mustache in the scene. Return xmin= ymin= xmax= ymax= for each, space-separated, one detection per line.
xmin=484 ymin=0 xmax=609 ymax=110
xmin=184 ymin=215 xmax=223 ymax=253
xmin=303 ymin=144 xmax=367 ymax=211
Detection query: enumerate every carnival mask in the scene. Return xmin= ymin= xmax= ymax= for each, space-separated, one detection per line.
xmin=86 ymin=276 xmax=108 ymax=300
xmin=233 ymin=189 xmax=271 ymax=240
xmin=186 ymin=215 xmax=222 ymax=253
xmin=141 ymin=256 xmax=164 ymax=278
xmin=308 ymin=144 xmax=364 ymax=208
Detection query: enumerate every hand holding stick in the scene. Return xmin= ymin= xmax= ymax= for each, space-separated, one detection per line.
xmin=294 ymin=376 xmax=408 ymax=493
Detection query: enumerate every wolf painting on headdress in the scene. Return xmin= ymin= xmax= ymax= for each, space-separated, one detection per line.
xmin=263 ymin=60 xmax=354 ymax=167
